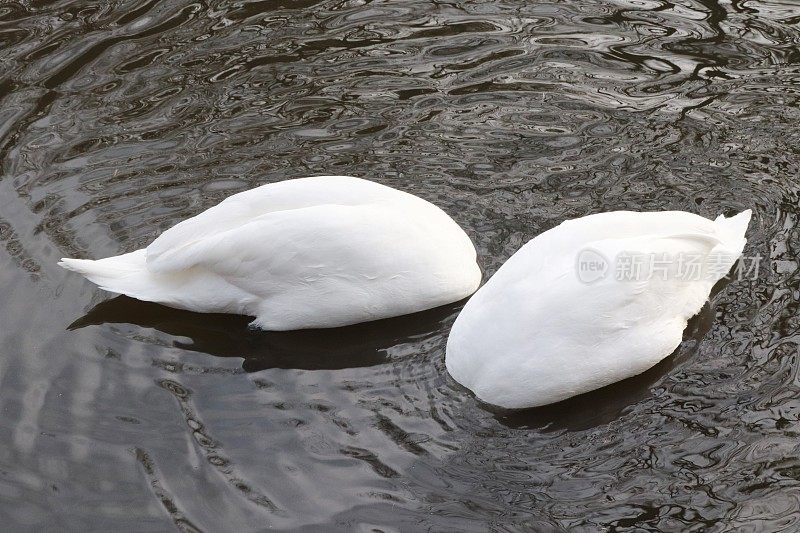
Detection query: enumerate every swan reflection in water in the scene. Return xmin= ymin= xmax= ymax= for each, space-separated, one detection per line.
xmin=69 ymin=295 xmax=463 ymax=372
xmin=69 ymin=279 xmax=725 ymax=432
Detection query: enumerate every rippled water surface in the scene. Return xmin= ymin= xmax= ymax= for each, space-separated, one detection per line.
xmin=1 ymin=0 xmax=800 ymax=530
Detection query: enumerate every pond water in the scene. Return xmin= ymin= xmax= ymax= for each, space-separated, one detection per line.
xmin=1 ymin=0 xmax=799 ymax=530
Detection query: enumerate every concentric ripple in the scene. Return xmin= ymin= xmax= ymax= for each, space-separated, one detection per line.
xmin=1 ymin=0 xmax=799 ymax=530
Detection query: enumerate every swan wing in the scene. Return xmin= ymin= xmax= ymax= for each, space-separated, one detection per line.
xmin=144 ymin=202 xmax=480 ymax=328
xmin=446 ymin=210 xmax=751 ymax=408
xmin=145 ymin=176 xmax=406 ymax=273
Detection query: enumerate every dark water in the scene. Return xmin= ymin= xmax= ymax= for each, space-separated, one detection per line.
xmin=0 ymin=0 xmax=798 ymax=530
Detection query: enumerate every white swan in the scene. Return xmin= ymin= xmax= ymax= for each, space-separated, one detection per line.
xmin=446 ymin=209 xmax=752 ymax=409
xmin=59 ymin=176 xmax=481 ymax=330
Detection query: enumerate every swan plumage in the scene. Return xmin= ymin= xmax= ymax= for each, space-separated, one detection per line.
xmin=445 ymin=209 xmax=752 ymax=409
xmin=59 ymin=176 xmax=481 ymax=330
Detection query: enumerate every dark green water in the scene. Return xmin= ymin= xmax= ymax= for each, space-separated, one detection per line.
xmin=0 ymin=0 xmax=799 ymax=530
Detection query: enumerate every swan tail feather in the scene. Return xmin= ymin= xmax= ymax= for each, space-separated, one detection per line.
xmin=58 ymin=250 xmax=159 ymax=299
xmin=714 ymin=209 xmax=752 ymax=256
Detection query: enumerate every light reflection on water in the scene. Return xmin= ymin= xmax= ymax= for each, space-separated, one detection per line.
xmin=0 ymin=0 xmax=799 ymax=529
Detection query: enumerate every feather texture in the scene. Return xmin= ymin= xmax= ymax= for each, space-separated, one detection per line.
xmin=445 ymin=209 xmax=752 ymax=409
xmin=59 ymin=176 xmax=482 ymax=330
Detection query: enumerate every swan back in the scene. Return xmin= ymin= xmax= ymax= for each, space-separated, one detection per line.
xmin=446 ymin=210 xmax=751 ymax=409
xmin=61 ymin=176 xmax=482 ymax=330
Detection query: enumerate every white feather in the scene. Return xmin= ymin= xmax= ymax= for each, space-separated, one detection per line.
xmin=445 ymin=209 xmax=752 ymax=409
xmin=59 ymin=176 xmax=482 ymax=330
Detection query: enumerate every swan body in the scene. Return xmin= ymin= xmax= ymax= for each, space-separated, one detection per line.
xmin=59 ymin=176 xmax=481 ymax=330
xmin=446 ymin=209 xmax=752 ymax=409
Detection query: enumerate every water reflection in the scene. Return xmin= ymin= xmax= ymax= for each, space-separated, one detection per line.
xmin=70 ymin=295 xmax=463 ymax=371
xmin=0 ymin=0 xmax=797 ymax=529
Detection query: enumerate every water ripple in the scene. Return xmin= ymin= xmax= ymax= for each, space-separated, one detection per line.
xmin=0 ymin=0 xmax=799 ymax=529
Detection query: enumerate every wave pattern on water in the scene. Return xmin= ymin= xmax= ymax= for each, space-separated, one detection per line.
xmin=1 ymin=0 xmax=800 ymax=530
